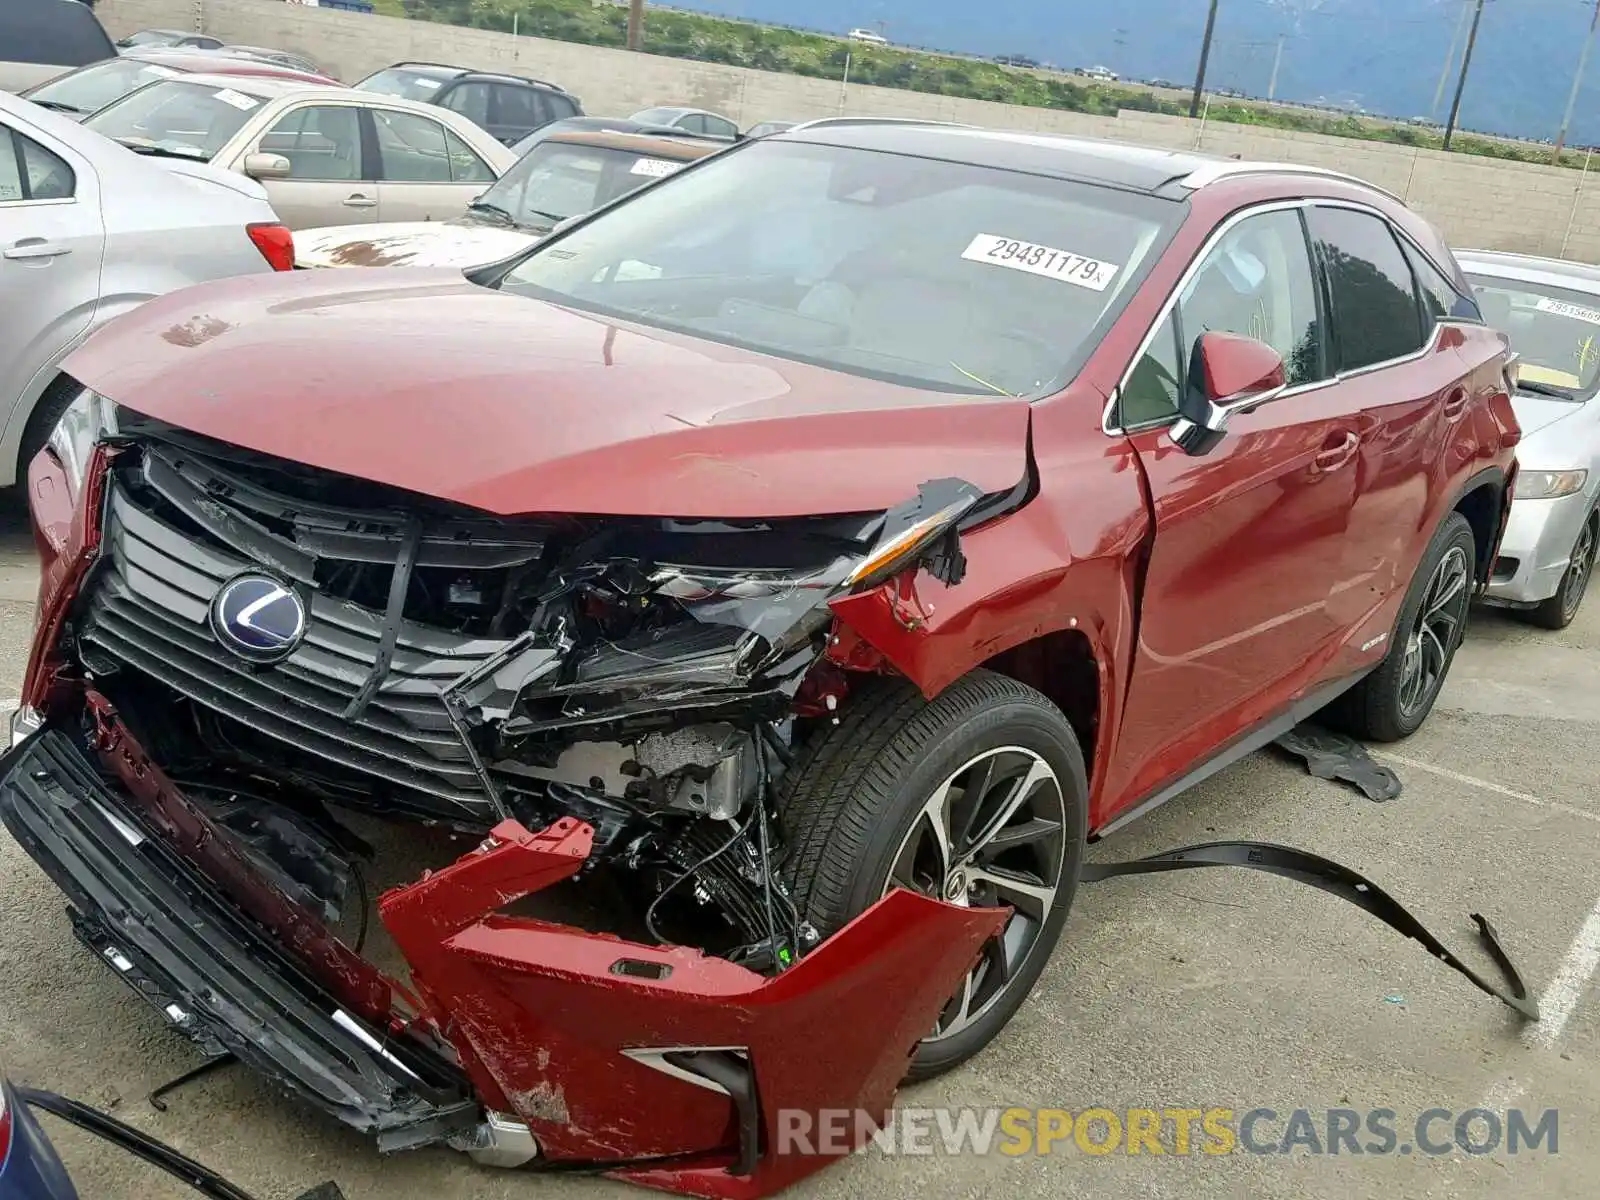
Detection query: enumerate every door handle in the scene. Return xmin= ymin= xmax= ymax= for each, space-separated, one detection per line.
xmin=1443 ymin=385 xmax=1469 ymax=418
xmin=3 ymin=239 xmax=70 ymax=261
xmin=342 ymin=194 xmax=377 ymax=208
xmin=1312 ymin=431 xmax=1360 ymax=473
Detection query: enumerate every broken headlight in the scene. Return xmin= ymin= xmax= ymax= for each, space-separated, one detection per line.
xmin=45 ymin=388 xmax=118 ymax=499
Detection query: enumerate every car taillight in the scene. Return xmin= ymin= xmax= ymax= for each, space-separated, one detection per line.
xmin=246 ymin=222 xmax=294 ymax=272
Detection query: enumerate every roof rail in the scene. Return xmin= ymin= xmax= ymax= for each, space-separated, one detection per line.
xmin=386 ymin=61 xmax=468 ymax=71
xmin=1177 ymin=160 xmax=1406 ymax=206
xmin=786 ymin=116 xmax=974 ymax=133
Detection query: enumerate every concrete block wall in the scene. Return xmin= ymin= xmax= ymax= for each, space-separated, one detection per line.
xmin=94 ymin=0 xmax=1600 ymax=261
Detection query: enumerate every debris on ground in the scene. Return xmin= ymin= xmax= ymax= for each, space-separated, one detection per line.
xmin=1272 ymin=722 xmax=1403 ymax=802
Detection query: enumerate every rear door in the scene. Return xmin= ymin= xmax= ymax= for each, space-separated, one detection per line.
xmin=373 ymin=107 xmax=497 ymax=222
xmin=251 ymin=102 xmax=376 ymax=229
xmin=1107 ymin=204 xmax=1367 ymax=813
xmin=0 ymin=112 xmax=104 ymax=472
xmin=488 ymin=83 xmax=542 ymax=144
xmin=1304 ymin=204 xmax=1473 ymax=667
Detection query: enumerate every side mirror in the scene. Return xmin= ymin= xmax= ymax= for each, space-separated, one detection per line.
xmin=242 ymin=152 xmax=292 ymax=181
xmin=1169 ymin=330 xmax=1287 ymax=456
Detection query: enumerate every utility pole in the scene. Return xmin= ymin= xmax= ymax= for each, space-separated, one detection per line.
xmin=1554 ymin=0 xmax=1600 ymax=161
xmin=627 ymin=0 xmax=645 ymax=51
xmin=1190 ymin=0 xmax=1219 ymax=118
xmin=1431 ymin=0 xmax=1472 ymax=120
xmin=1267 ymin=34 xmax=1284 ymax=100
xmin=1442 ymin=0 xmax=1485 ymax=151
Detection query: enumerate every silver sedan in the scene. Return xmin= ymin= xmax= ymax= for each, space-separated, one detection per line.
xmin=0 ymin=89 xmax=287 ymax=487
xmin=1463 ymin=250 xmax=1600 ymax=628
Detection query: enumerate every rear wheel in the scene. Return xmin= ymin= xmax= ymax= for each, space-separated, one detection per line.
xmin=1523 ymin=511 xmax=1597 ymax=630
xmin=779 ymin=670 xmax=1087 ymax=1079
xmin=1328 ymin=512 xmax=1475 ymax=742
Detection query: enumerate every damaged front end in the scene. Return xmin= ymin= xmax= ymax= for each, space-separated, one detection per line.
xmin=5 ymin=392 xmax=1021 ymax=1194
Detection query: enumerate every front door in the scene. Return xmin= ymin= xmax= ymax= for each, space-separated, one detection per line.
xmin=371 ymin=107 xmax=497 ymax=223
xmin=1105 ymin=205 xmax=1367 ymax=815
xmin=253 ymin=103 xmax=377 ymax=230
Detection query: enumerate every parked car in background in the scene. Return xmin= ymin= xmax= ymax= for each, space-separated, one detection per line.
xmin=1077 ymin=64 xmax=1119 ymax=81
xmin=1463 ymin=249 xmax=1600 ymax=628
xmin=114 ymin=27 xmax=223 ymax=51
xmin=294 ymin=128 xmax=719 ymax=267
xmin=353 ymin=61 xmax=582 ymax=145
xmin=219 ymin=45 xmax=327 ymax=77
xmin=0 ymin=88 xmax=291 ymax=485
xmin=847 ymin=27 xmax=889 ymax=44
xmin=0 ymin=0 xmax=115 ymax=93
xmin=80 ymin=76 xmax=517 ymax=228
xmin=628 ymin=104 xmax=739 ymax=139
xmin=745 ymin=118 xmax=800 ymax=138
xmin=23 ymin=46 xmax=340 ymax=118
xmin=3 ymin=126 xmax=1518 ymax=1185
xmin=508 ymin=114 xmax=706 ymax=156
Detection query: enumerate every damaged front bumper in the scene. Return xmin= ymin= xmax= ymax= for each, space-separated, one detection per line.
xmin=0 ymin=707 xmax=1003 ymax=1197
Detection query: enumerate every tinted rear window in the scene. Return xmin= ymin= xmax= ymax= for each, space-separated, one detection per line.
xmin=356 ymin=66 xmax=461 ymax=102
xmin=1 ymin=0 xmax=116 ymax=68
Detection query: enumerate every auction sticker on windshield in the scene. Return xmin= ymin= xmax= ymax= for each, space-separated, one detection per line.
xmin=1536 ymin=296 xmax=1600 ymax=326
xmin=629 ymin=157 xmax=682 ymax=178
xmin=212 ymin=88 xmax=260 ymax=111
xmin=961 ymin=234 xmax=1119 ymax=291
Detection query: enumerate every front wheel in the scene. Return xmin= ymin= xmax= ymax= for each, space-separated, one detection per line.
xmin=1328 ymin=512 xmax=1475 ymax=742
xmin=1523 ymin=511 xmax=1597 ymax=630
xmin=779 ymin=670 xmax=1088 ymax=1080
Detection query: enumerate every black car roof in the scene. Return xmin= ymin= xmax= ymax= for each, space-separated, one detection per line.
xmin=777 ymin=121 xmax=1219 ymax=194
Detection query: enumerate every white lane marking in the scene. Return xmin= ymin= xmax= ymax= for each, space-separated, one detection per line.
xmin=1374 ymin=751 xmax=1600 ymax=825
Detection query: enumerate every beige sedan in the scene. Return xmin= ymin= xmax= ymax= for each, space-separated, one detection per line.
xmin=80 ymin=75 xmax=519 ymax=229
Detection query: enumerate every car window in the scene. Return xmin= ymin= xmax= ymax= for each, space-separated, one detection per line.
xmin=443 ymin=128 xmax=495 ymax=183
xmin=1467 ymin=275 xmax=1600 ymax=400
xmin=497 ymin=140 xmax=1181 ymax=397
xmin=486 ymin=141 xmax=688 ymax=227
xmin=1402 ymin=240 xmax=1480 ymax=324
xmin=27 ymin=58 xmax=185 ymax=118
xmin=82 ymin=79 xmax=267 ymax=161
xmin=1307 ymin=206 xmax=1426 ymax=372
xmin=0 ymin=128 xmax=75 ymax=202
xmin=493 ymin=84 xmax=543 ymax=131
xmin=1121 ymin=310 xmax=1184 ymax=426
xmin=438 ymin=81 xmax=492 ymax=127
xmin=546 ymin=93 xmax=580 ymax=121
xmin=703 ymin=115 xmax=738 ymax=139
xmin=258 ymin=104 xmax=363 ymax=181
xmin=373 ymin=109 xmax=459 ymax=182
xmin=355 ymin=67 xmax=460 ymax=102
xmin=682 ymin=114 xmax=707 ymax=133
xmin=0 ymin=1 xmax=116 ymax=66
xmin=1178 ymin=208 xmax=1324 ymax=387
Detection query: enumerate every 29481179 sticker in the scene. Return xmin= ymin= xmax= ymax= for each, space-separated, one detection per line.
xmin=961 ymin=233 xmax=1120 ymax=291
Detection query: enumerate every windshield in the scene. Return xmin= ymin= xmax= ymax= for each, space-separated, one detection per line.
xmin=27 ymin=58 xmax=187 ymax=115
xmin=356 ymin=67 xmax=459 ymax=101
xmin=495 ymin=140 xmax=1179 ymax=395
xmin=630 ymin=107 xmax=684 ymax=125
xmin=120 ymin=30 xmax=184 ymax=47
xmin=481 ymin=141 xmax=693 ymax=229
xmin=83 ymin=79 xmax=265 ymax=159
xmin=1469 ymin=274 xmax=1600 ymax=400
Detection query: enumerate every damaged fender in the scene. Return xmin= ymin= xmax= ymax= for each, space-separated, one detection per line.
xmin=380 ymin=822 xmax=1006 ymax=1197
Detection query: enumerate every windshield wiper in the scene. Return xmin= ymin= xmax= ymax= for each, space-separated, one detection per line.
xmin=466 ymin=199 xmax=517 ymax=226
xmin=30 ymin=99 xmax=85 ymax=114
xmin=115 ymin=138 xmax=210 ymax=161
xmin=1516 ymin=379 xmax=1584 ymax=401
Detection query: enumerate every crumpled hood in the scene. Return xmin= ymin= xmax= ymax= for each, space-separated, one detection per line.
xmin=63 ymin=269 xmax=1031 ymax=518
xmin=293 ymin=220 xmax=541 ymax=269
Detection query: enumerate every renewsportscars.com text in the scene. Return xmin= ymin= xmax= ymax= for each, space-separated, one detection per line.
xmin=776 ymin=1106 xmax=1559 ymax=1158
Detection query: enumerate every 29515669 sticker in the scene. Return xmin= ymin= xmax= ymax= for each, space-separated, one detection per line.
xmin=1535 ymin=295 xmax=1600 ymax=327
xmin=960 ymin=233 xmax=1120 ymax=291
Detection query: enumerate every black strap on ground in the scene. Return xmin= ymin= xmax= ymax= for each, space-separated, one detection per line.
xmin=1081 ymin=840 xmax=1540 ymax=1022
xmin=343 ymin=516 xmax=423 ymax=722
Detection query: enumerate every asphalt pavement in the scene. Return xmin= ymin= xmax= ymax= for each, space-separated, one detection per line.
xmin=0 ymin=487 xmax=1595 ymax=1200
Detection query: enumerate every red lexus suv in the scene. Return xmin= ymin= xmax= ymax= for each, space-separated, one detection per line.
xmin=6 ymin=119 xmax=1518 ymax=1196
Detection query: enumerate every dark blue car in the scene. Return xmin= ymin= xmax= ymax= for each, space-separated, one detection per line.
xmin=1 ymin=1075 xmax=78 ymax=1199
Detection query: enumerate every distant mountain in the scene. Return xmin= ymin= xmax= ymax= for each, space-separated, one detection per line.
xmin=670 ymin=0 xmax=1600 ymax=144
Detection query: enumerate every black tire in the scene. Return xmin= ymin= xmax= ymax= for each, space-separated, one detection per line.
xmin=15 ymin=376 xmax=80 ymax=485
xmin=779 ymin=669 xmax=1088 ymax=1080
xmin=1522 ymin=510 xmax=1597 ymax=631
xmin=1327 ymin=512 xmax=1476 ymax=742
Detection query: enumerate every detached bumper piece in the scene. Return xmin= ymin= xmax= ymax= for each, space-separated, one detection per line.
xmin=0 ymin=728 xmax=477 ymax=1149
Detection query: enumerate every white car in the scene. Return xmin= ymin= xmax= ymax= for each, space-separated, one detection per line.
xmin=79 ymin=76 xmax=520 ymax=229
xmin=0 ymin=90 xmax=290 ymax=485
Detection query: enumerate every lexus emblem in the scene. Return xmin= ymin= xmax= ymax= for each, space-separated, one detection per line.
xmin=208 ymin=574 xmax=307 ymax=663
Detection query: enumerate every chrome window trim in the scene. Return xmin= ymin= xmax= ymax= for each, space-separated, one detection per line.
xmin=1103 ymin=197 xmax=1478 ymax=437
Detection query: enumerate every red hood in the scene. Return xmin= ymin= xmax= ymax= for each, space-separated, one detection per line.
xmin=63 ymin=270 xmax=1031 ymax=518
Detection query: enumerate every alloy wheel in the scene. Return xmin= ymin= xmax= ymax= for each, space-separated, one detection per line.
xmin=1561 ymin=517 xmax=1597 ymax=622
xmin=880 ymin=746 xmax=1068 ymax=1043
xmin=1398 ymin=545 xmax=1471 ymax=718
